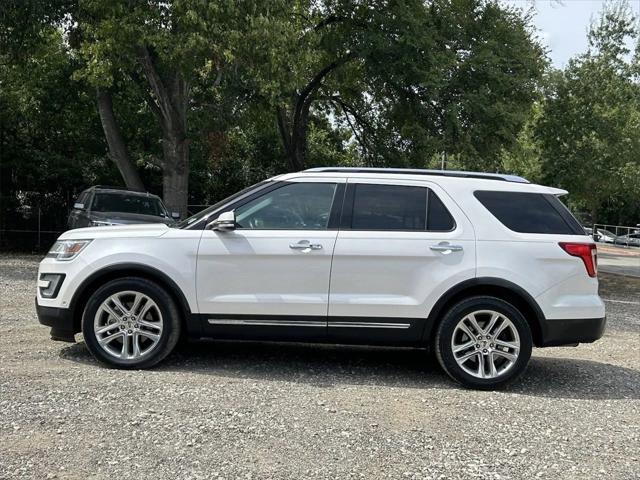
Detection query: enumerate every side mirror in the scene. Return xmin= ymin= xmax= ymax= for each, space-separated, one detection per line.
xmin=171 ymin=212 xmax=180 ymax=219
xmin=206 ymin=211 xmax=236 ymax=231
xmin=73 ymin=203 xmax=85 ymax=210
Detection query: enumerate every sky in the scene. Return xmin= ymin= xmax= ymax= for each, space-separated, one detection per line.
xmin=502 ymin=0 xmax=640 ymax=67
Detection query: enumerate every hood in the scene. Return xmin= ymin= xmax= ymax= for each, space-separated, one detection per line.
xmin=60 ymin=223 xmax=170 ymax=240
xmin=90 ymin=211 xmax=174 ymax=226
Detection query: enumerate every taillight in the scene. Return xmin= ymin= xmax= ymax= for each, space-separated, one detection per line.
xmin=559 ymin=242 xmax=597 ymax=277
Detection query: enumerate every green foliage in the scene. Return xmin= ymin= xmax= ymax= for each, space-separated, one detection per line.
xmin=0 ymin=28 xmax=110 ymax=223
xmin=361 ymin=0 xmax=546 ymax=170
xmin=72 ymin=0 xmax=246 ymax=87
xmin=6 ymin=0 xmax=637 ymax=241
xmin=530 ymin=2 xmax=640 ymax=224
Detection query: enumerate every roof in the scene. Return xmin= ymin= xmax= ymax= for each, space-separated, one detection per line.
xmin=304 ymin=167 xmax=530 ymax=184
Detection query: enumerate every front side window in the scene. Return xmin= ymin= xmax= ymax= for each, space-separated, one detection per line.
xmin=235 ymin=182 xmax=338 ymax=230
xmin=351 ymin=184 xmax=427 ymax=231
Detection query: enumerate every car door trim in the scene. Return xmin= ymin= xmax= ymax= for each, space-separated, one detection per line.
xmin=329 ymin=321 xmax=410 ymax=329
xmin=207 ymin=318 xmax=326 ymax=327
xmin=206 ymin=318 xmax=412 ymax=329
xmin=203 ymin=314 xmax=416 ymax=329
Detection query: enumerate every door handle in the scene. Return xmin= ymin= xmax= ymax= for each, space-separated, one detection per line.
xmin=289 ymin=241 xmax=323 ymax=251
xmin=430 ymin=242 xmax=463 ymax=254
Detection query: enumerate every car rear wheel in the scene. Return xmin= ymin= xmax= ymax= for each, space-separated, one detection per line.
xmin=82 ymin=277 xmax=181 ymax=369
xmin=435 ymin=296 xmax=532 ymax=389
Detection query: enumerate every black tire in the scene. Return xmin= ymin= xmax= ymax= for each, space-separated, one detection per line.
xmin=435 ymin=296 xmax=532 ymax=390
xmin=81 ymin=277 xmax=181 ymax=369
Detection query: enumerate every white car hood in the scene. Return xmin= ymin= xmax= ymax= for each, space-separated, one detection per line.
xmin=60 ymin=223 xmax=170 ymax=240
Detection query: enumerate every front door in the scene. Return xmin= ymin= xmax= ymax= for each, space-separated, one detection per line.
xmin=196 ymin=178 xmax=345 ymax=340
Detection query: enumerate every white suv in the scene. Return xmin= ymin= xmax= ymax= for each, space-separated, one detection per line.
xmin=36 ymin=168 xmax=605 ymax=389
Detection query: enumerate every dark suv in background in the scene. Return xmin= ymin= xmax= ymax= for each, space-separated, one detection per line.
xmin=67 ymin=186 xmax=178 ymax=229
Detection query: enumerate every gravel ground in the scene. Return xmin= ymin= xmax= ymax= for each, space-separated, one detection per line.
xmin=0 ymin=254 xmax=638 ymax=480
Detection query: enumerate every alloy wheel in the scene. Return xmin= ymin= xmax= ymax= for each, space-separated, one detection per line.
xmin=450 ymin=310 xmax=520 ymax=379
xmin=93 ymin=290 xmax=163 ymax=360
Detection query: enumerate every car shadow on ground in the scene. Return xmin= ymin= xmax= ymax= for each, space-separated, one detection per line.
xmin=59 ymin=340 xmax=639 ymax=401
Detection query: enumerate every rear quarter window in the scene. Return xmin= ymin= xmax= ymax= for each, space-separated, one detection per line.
xmin=474 ymin=191 xmax=585 ymax=235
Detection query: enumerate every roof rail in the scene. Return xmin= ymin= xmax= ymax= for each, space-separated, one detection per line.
xmin=304 ymin=167 xmax=530 ymax=184
xmin=91 ymin=185 xmax=151 ymax=194
xmin=92 ymin=185 xmax=130 ymax=190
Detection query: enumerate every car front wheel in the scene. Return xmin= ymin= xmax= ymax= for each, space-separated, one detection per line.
xmin=435 ymin=296 xmax=532 ymax=389
xmin=81 ymin=277 xmax=181 ymax=369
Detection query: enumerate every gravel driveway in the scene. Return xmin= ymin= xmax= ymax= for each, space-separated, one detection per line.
xmin=1 ymin=254 xmax=638 ymax=480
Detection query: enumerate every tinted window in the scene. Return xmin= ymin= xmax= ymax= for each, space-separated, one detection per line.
xmin=235 ymin=182 xmax=337 ymax=230
xmin=178 ymin=180 xmax=272 ymax=229
xmin=474 ymin=191 xmax=582 ymax=234
xmin=352 ymin=184 xmax=426 ymax=230
xmin=427 ymin=190 xmax=455 ymax=231
xmin=91 ymin=193 xmax=166 ymax=216
xmin=75 ymin=192 xmax=89 ymax=206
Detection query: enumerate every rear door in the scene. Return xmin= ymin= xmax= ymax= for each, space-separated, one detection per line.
xmin=328 ymin=178 xmax=476 ymax=344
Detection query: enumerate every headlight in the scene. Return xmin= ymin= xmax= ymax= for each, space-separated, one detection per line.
xmin=46 ymin=240 xmax=92 ymax=261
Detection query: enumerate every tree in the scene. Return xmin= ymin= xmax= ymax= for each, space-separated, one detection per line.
xmin=66 ymin=1 xmax=295 ymax=216
xmin=95 ymin=87 xmax=145 ymax=191
xmin=533 ymin=1 xmax=640 ymax=223
xmin=0 ymin=26 xmax=118 ymax=243
xmin=249 ymin=0 xmax=545 ymax=171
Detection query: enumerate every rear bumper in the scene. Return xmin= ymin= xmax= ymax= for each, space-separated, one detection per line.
xmin=540 ymin=316 xmax=606 ymax=347
xmin=35 ymin=298 xmax=77 ymax=342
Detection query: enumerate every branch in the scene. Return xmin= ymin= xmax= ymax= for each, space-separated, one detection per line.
xmin=276 ymin=106 xmax=291 ymax=154
xmin=137 ymin=46 xmax=171 ymax=115
xmin=326 ymin=95 xmax=374 ymax=131
xmin=330 ymin=98 xmax=368 ymax=154
xmin=314 ymin=15 xmax=344 ymax=31
xmin=136 ymin=45 xmax=187 ymax=139
xmin=298 ymin=52 xmax=356 ymax=104
xmin=293 ymin=52 xmax=357 ymax=130
xmin=212 ymin=67 xmax=223 ymax=87
xmin=128 ymin=70 xmax=163 ymax=126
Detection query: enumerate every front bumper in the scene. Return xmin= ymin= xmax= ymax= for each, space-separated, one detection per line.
xmin=35 ymin=299 xmax=77 ymax=342
xmin=540 ymin=316 xmax=606 ymax=347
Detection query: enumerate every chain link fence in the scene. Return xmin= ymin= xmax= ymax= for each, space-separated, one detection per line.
xmin=0 ymin=198 xmax=212 ymax=253
xmin=0 ymin=193 xmax=71 ymax=252
xmin=591 ymin=223 xmax=640 ymax=248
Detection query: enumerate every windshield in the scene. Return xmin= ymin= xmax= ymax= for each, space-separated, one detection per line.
xmin=92 ymin=193 xmax=168 ymax=217
xmin=177 ymin=180 xmax=272 ymax=229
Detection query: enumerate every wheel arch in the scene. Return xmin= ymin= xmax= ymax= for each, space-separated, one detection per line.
xmin=69 ymin=263 xmax=199 ymax=338
xmin=422 ymin=277 xmax=545 ymax=347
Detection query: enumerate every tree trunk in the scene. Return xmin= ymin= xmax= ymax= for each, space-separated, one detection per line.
xmin=276 ymin=106 xmax=305 ymax=171
xmin=275 ymin=55 xmax=354 ymax=172
xmin=161 ymin=135 xmax=190 ymax=218
xmin=137 ymin=46 xmax=190 ymax=216
xmin=96 ymin=88 xmax=145 ymax=191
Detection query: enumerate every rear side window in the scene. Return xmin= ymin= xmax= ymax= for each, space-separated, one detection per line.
xmin=474 ymin=191 xmax=584 ymax=235
xmin=352 ymin=184 xmax=426 ymax=230
xmin=348 ymin=184 xmax=455 ymax=231
xmin=427 ymin=190 xmax=455 ymax=231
